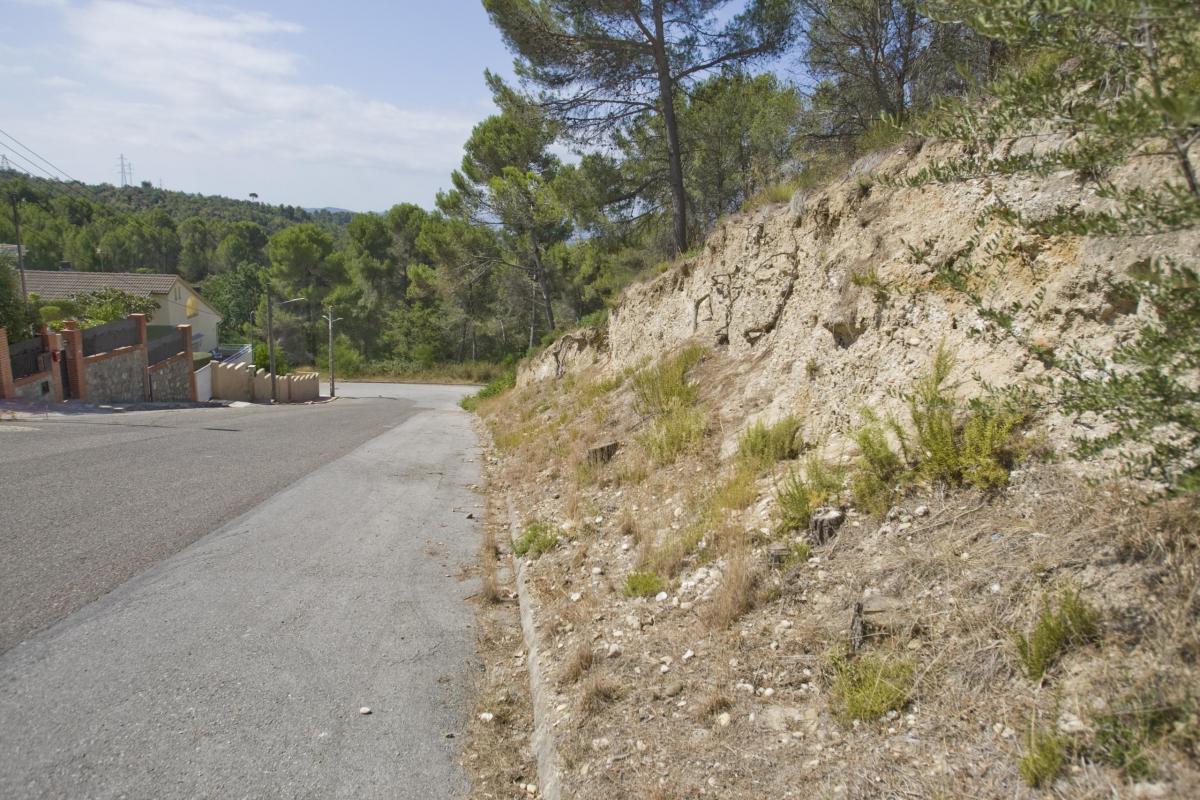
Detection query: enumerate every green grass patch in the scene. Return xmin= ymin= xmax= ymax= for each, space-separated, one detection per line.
xmin=513 ymin=521 xmax=558 ymax=559
xmin=638 ymin=402 xmax=706 ymax=465
xmin=1092 ymin=688 xmax=1198 ymax=780
xmin=828 ymin=654 xmax=914 ymax=722
xmin=849 ymin=410 xmax=907 ymax=515
xmin=631 ymin=345 xmax=706 ymax=418
xmin=623 ymin=571 xmax=665 ymax=598
xmin=737 ymin=415 xmax=802 ymax=470
xmin=777 ymin=455 xmax=846 ymax=532
xmin=714 ymin=464 xmax=759 ymax=511
xmin=1019 ymin=723 xmax=1066 ymax=788
xmin=1014 ymin=587 xmax=1101 ymax=681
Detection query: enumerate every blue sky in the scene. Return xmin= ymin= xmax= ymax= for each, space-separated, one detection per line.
xmin=1 ymin=1 xmax=520 ymax=211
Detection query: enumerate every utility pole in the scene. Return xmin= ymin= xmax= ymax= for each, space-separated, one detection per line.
xmin=265 ymin=288 xmax=305 ymax=403
xmin=322 ymin=306 xmax=343 ymax=398
xmin=4 ymin=187 xmax=30 ymax=324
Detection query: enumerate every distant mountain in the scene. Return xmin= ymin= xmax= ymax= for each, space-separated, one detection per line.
xmin=304 ymin=206 xmax=355 ymax=214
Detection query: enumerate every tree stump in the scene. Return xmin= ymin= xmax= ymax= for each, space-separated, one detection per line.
xmin=586 ymin=440 xmax=620 ymax=467
xmin=808 ymin=507 xmax=845 ymax=545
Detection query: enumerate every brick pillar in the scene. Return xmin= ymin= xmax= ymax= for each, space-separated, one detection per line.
xmin=129 ymin=313 xmax=148 ymax=347
xmin=178 ymin=324 xmax=196 ymax=402
xmin=40 ymin=325 xmax=64 ymax=402
xmin=130 ymin=313 xmax=150 ymax=401
xmin=0 ymin=327 xmax=14 ymax=400
xmin=61 ymin=320 xmax=86 ymax=401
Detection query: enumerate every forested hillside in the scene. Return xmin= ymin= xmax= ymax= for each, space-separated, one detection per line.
xmin=2 ymin=0 xmax=1192 ymax=384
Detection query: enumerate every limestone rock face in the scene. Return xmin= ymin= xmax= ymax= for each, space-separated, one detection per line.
xmin=518 ymin=140 xmax=1196 ymax=467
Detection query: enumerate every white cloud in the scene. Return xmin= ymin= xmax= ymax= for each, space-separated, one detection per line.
xmin=16 ymin=0 xmax=476 ymax=208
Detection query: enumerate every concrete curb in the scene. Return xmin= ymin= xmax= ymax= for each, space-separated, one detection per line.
xmin=505 ymin=494 xmax=563 ymax=800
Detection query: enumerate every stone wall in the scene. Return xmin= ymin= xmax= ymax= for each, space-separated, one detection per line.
xmin=148 ymin=355 xmax=192 ymax=402
xmin=12 ymin=374 xmax=54 ymax=402
xmin=86 ymin=348 xmax=147 ymax=405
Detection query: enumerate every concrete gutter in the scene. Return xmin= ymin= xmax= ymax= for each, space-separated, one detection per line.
xmin=506 ymin=494 xmax=563 ymax=800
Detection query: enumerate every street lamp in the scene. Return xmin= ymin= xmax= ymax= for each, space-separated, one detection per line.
xmin=321 ymin=306 xmax=343 ymax=398
xmin=266 ymin=290 xmax=305 ymax=403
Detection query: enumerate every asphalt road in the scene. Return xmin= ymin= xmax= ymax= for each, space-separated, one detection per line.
xmin=0 ymin=383 xmax=483 ymax=799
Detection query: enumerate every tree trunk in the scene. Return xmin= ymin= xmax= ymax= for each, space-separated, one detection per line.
xmin=652 ymin=2 xmax=688 ymax=254
xmin=528 ymin=233 xmax=556 ymax=332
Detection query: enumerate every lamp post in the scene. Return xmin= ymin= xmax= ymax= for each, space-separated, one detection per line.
xmin=321 ymin=306 xmax=343 ymax=398
xmin=266 ymin=290 xmax=305 ymax=403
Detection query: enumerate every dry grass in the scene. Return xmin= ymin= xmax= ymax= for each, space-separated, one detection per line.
xmin=580 ymin=672 xmax=622 ymax=718
xmin=705 ymin=547 xmax=759 ymax=629
xmin=561 ymin=641 xmax=595 ymax=685
xmin=479 ymin=524 xmax=501 ymax=604
xmin=474 ymin=340 xmax=1200 ymax=798
xmin=696 ymin=691 xmax=734 ymax=719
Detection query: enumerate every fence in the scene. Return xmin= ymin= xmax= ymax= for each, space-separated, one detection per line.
xmin=209 ymin=362 xmax=319 ymax=403
xmin=8 ymin=335 xmax=43 ymax=380
xmin=82 ymin=318 xmax=139 ymax=357
xmin=4 ymin=320 xmax=319 ymax=406
xmin=146 ymin=332 xmax=183 ymax=367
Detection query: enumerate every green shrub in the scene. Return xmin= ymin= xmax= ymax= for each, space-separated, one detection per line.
xmin=737 ymin=415 xmax=802 ymax=470
xmin=779 ymin=540 xmax=812 ymax=570
xmin=513 ymin=521 xmax=558 ymax=559
xmin=910 ymin=347 xmax=959 ymax=484
xmin=1018 ymin=723 xmax=1066 ymax=788
xmin=1014 ymin=587 xmax=1101 ymax=680
xmin=253 ymin=342 xmax=290 ymax=375
xmin=960 ymin=402 xmax=1025 ymax=490
xmin=776 ymin=455 xmax=845 ymax=532
xmin=638 ymin=402 xmax=706 ymax=465
xmin=624 ymin=571 xmax=665 ymax=598
xmin=460 ymin=368 xmax=517 ymax=411
xmin=850 ymin=411 xmax=907 ymax=515
xmin=1091 ymin=687 xmax=1198 ymax=780
xmin=631 ymin=345 xmax=705 ymax=418
xmin=828 ymin=654 xmax=914 ymax=721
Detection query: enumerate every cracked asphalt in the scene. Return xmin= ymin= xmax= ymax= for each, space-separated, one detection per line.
xmin=0 ymin=383 xmax=483 ymax=799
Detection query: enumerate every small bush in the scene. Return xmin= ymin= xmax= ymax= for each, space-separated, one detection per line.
xmin=513 ymin=521 xmax=558 ymax=559
xmin=776 ymin=455 xmax=845 ymax=532
xmin=638 ymin=402 xmax=706 ymax=464
xmin=1014 ymin=587 xmax=1101 ymax=680
xmin=1091 ymin=686 xmax=1198 ymax=780
xmin=828 ymin=654 xmax=914 ymax=721
xmin=1018 ymin=724 xmax=1066 ymax=788
xmin=624 ymin=571 xmax=665 ymax=598
xmin=850 ymin=411 xmax=907 ymax=515
xmin=631 ymin=345 xmax=706 ymax=418
xmin=460 ymin=368 xmax=517 ymax=411
xmin=779 ymin=540 xmax=812 ymax=571
xmin=737 ymin=415 xmax=803 ymax=469
xmin=960 ymin=402 xmax=1025 ymax=490
xmin=909 ymin=347 xmax=1028 ymax=490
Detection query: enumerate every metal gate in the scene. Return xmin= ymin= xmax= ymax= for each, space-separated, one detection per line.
xmin=58 ymin=349 xmax=72 ymax=399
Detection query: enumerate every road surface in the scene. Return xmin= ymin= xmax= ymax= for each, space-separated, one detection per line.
xmin=0 ymin=383 xmax=483 ymax=799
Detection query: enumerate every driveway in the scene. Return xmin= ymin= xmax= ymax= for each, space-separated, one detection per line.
xmin=0 ymin=383 xmax=483 ymax=799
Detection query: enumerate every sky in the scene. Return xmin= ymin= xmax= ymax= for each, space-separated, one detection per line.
xmin=0 ymin=0 xmax=520 ymax=212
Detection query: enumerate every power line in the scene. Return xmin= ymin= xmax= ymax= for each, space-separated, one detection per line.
xmin=0 ymin=141 xmax=98 ymax=205
xmin=0 ymin=126 xmax=83 ymax=185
